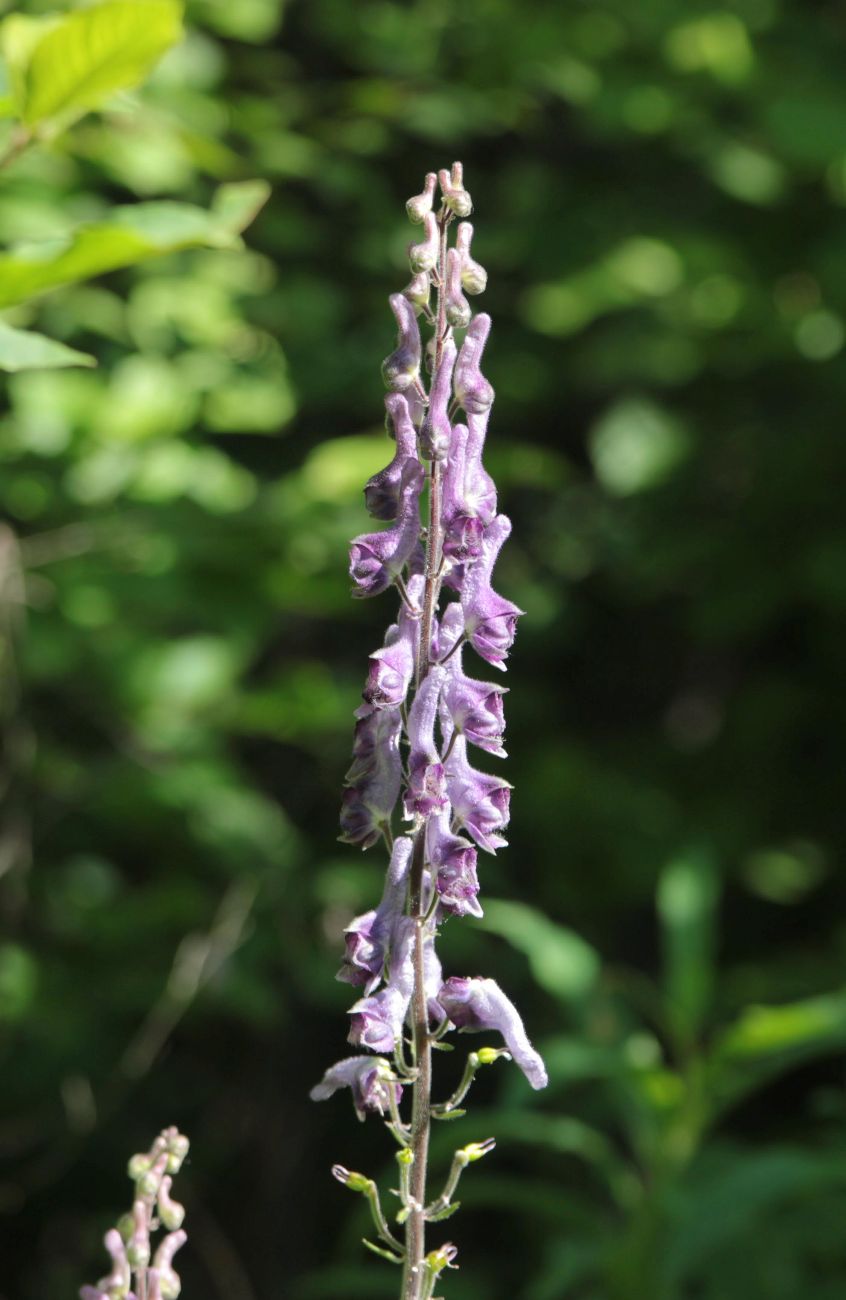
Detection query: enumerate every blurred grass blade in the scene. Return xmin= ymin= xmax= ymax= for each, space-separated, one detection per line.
xmin=708 ymin=987 xmax=846 ymax=1115
xmin=1 ymin=0 xmax=184 ymax=129
xmin=657 ymin=847 xmax=719 ymax=1044
xmin=479 ymin=899 xmax=600 ymax=1002
xmin=0 ymin=181 xmax=270 ymax=309
xmin=0 ymin=320 xmax=95 ymax=370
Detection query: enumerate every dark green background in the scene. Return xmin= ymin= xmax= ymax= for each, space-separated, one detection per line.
xmin=3 ymin=1 xmax=846 ymax=1297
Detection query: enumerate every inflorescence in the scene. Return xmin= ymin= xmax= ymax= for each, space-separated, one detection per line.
xmin=311 ymin=163 xmax=547 ymax=1299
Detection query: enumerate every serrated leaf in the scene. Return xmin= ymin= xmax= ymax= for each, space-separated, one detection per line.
xmin=2 ymin=0 xmax=184 ymax=128
xmin=0 ymin=320 xmax=95 ymax=371
xmin=0 ymin=182 xmax=270 ymax=310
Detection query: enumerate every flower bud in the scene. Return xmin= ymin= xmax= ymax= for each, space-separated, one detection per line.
xmin=456 ymin=222 xmax=487 ymax=294
xmin=116 ymin=1213 xmax=135 ymax=1244
xmin=127 ymin=1155 xmax=150 ymax=1180
xmin=402 ymin=270 xmax=431 ymax=314
xmin=331 ymin=1164 xmax=373 ymax=1194
xmin=165 ymin=1133 xmax=190 ymax=1168
xmin=445 ymin=248 xmax=471 ymax=329
xmin=406 ymin=172 xmax=437 ymax=224
xmin=426 ymin=1242 xmax=459 ymax=1276
xmin=157 ymin=1175 xmax=186 ymax=1230
xmin=475 ymin=1045 xmax=510 ymax=1066
xmin=460 ymin=1137 xmax=496 ymax=1163
xmin=408 ymin=211 xmax=439 ymax=273
xmin=136 ymin=1171 xmax=160 ymax=1199
xmin=439 ymin=162 xmax=472 ymax=217
xmin=382 ymin=293 xmax=422 ymax=393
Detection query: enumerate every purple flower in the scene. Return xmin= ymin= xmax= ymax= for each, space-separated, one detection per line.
xmin=442 ymin=424 xmax=484 ymax=568
xmin=339 ymin=707 xmax=402 ymax=848
xmin=403 ymin=666 xmax=448 ymax=818
xmin=438 ymin=976 xmax=548 ymax=1090
xmin=363 ymin=394 xmax=419 ymax=521
xmin=446 ymin=735 xmax=511 ymax=852
xmin=427 ymin=809 xmax=482 ymax=918
xmin=454 ymin=313 xmax=494 ymax=416
xmin=349 ymin=916 xmax=415 ymax=1051
xmin=337 ymin=836 xmax=413 ymax=989
xmin=439 ymin=606 xmax=507 ymax=757
xmin=362 ymin=574 xmax=422 ymax=710
xmin=445 ymin=248 xmax=471 ymax=329
xmin=420 ymin=336 xmax=456 ymax=463
xmin=382 ymin=292 xmax=422 ymax=392
xmin=464 ymin=410 xmax=497 ymax=524
xmin=349 ymin=459 xmax=424 ymax=598
xmin=461 ymin=514 xmax=522 ymax=670
xmin=310 ymin=1055 xmax=402 ymax=1120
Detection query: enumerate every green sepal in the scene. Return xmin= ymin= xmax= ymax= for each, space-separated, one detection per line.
xmin=432 ymin=1107 xmax=466 ymax=1121
xmin=362 ymin=1238 xmax=404 ymax=1265
xmin=426 ymin=1201 xmax=461 ymax=1223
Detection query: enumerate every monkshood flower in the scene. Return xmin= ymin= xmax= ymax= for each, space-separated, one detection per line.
xmin=446 ymin=734 xmax=511 ymax=852
xmin=337 ymin=835 xmax=413 ymax=988
xmin=439 ymin=976 xmax=548 ymax=1090
xmin=80 ymin=1130 xmax=189 ymax=1300
xmin=439 ymin=605 xmax=507 ymax=757
xmin=362 ymin=574 xmax=423 ymax=711
xmin=339 ymin=706 xmax=402 ymax=849
xmin=420 ymin=335 xmax=456 ymax=462
xmin=382 ymin=291 xmax=422 ymax=391
xmin=349 ymin=915 xmax=415 ymax=1051
xmin=310 ymin=1055 xmax=402 ymax=1120
xmin=461 ymin=514 xmax=522 ymax=669
xmin=454 ymin=312 xmax=494 ymax=416
xmin=364 ymin=393 xmax=419 ymax=521
xmin=319 ymin=164 xmax=548 ymax=1290
xmin=403 ymin=666 xmax=448 ymax=818
xmin=455 ymin=222 xmax=487 ymax=295
xmin=349 ymin=459 xmax=424 ymax=598
xmin=427 ymin=808 xmax=481 ymax=918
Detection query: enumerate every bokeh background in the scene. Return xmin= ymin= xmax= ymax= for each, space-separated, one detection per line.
xmin=4 ymin=0 xmax=846 ymax=1297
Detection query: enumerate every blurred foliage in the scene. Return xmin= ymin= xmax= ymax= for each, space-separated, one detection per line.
xmin=2 ymin=1 xmax=846 ymax=1298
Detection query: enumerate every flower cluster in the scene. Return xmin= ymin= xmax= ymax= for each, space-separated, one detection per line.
xmin=312 ymin=164 xmax=546 ymax=1293
xmin=80 ymin=1128 xmax=189 ymax=1300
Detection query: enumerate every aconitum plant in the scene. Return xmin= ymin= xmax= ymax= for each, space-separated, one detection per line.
xmin=80 ymin=1128 xmax=189 ymax=1300
xmin=311 ymin=165 xmax=547 ymax=1298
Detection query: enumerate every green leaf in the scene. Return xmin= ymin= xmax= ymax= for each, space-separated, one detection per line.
xmin=0 ymin=320 xmax=95 ymax=371
xmin=479 ymin=898 xmax=600 ymax=1002
xmin=708 ymin=988 xmax=846 ymax=1115
xmin=0 ymin=182 xmax=270 ymax=310
xmin=1 ymin=0 xmax=184 ymax=129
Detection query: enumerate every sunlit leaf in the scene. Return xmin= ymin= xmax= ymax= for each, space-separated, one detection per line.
xmin=479 ymin=899 xmax=600 ymax=1002
xmin=0 ymin=181 xmax=270 ymax=309
xmin=0 ymin=319 xmax=95 ymax=371
xmin=657 ymin=847 xmax=719 ymax=1043
xmin=1 ymin=0 xmax=184 ymax=128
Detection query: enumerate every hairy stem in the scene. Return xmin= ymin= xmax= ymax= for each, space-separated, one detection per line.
xmin=402 ymin=210 xmax=450 ymax=1300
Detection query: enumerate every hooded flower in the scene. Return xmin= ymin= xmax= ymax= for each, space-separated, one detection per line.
xmin=438 ymin=975 xmax=548 ymax=1090
xmin=337 ymin=836 xmax=413 ymax=989
xmin=349 ymin=459 xmax=424 ymax=598
xmin=426 ymin=808 xmax=481 ymax=918
xmin=362 ymin=574 xmax=423 ymax=710
xmin=348 ymin=916 xmax=415 ymax=1051
xmin=382 ymin=292 xmax=422 ymax=392
xmin=461 ymin=514 xmax=522 ymax=669
xmin=454 ymin=312 xmax=494 ymax=416
xmin=363 ymin=393 xmax=420 ymax=521
xmin=309 ymin=1055 xmax=402 ymax=1120
xmin=464 ymin=410 xmax=497 ymax=524
xmin=439 ymin=604 xmax=506 ymax=757
xmin=339 ymin=706 xmax=402 ymax=848
xmin=403 ymin=666 xmax=448 ymax=818
xmin=420 ymin=335 xmax=456 ymax=463
xmin=442 ymin=423 xmax=484 ymax=568
xmin=446 ymin=735 xmax=511 ymax=852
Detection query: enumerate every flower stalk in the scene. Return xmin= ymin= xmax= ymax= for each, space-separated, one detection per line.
xmin=311 ymin=164 xmax=548 ymax=1299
